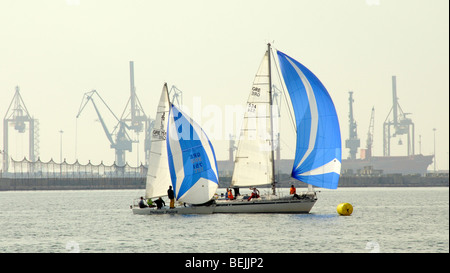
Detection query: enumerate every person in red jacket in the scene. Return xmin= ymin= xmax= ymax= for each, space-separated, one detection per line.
xmin=247 ymin=187 xmax=260 ymax=201
xmin=227 ymin=188 xmax=234 ymax=200
xmin=290 ymin=185 xmax=301 ymax=200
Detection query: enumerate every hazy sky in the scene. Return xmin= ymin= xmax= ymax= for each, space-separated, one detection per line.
xmin=1 ymin=0 xmax=448 ymax=171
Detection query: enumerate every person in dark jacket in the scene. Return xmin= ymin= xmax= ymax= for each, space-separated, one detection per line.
xmin=168 ymin=186 xmax=175 ymax=209
xmin=138 ymin=197 xmax=148 ymax=208
xmin=154 ymin=197 xmax=165 ymax=209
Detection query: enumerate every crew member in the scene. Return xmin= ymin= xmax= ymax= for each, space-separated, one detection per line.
xmin=247 ymin=187 xmax=260 ymax=201
xmin=290 ymin=185 xmax=301 ymax=200
xmin=138 ymin=196 xmax=148 ymax=208
xmin=154 ymin=197 xmax=165 ymax=209
xmin=168 ymin=185 xmax=175 ymax=209
xmin=227 ymin=188 xmax=234 ymax=200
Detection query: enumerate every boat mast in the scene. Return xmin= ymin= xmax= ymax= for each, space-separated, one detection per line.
xmin=267 ymin=43 xmax=276 ymax=195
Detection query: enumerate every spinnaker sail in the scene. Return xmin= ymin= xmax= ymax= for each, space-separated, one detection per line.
xmin=277 ymin=50 xmax=341 ymax=189
xmin=167 ymin=104 xmax=219 ymax=204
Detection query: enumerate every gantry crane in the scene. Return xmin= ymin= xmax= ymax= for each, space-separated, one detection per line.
xmin=383 ymin=76 xmax=415 ymax=156
xmin=118 ymin=61 xmax=152 ymax=165
xmin=3 ymin=86 xmax=39 ymax=172
xmin=119 ymin=61 xmax=148 ymax=134
xmin=113 ymin=63 xmax=183 ymax=166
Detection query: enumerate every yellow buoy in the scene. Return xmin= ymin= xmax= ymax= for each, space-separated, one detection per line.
xmin=337 ymin=203 xmax=353 ymax=216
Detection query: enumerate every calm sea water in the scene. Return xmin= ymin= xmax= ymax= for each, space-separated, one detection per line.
xmin=0 ymin=187 xmax=448 ymax=253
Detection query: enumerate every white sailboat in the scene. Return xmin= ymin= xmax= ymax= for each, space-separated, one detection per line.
xmin=133 ymin=83 xmax=219 ymax=215
xmin=133 ymin=43 xmax=341 ymax=215
xmin=212 ymin=43 xmax=342 ymax=213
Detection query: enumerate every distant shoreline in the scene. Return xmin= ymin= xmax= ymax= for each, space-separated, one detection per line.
xmin=0 ymin=174 xmax=448 ymax=191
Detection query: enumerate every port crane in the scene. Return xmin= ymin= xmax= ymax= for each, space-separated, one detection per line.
xmin=76 ymin=61 xmax=185 ymax=167
xmin=119 ymin=61 xmax=149 ymax=134
xmin=383 ymin=76 xmax=415 ymax=156
xmin=361 ymin=107 xmax=375 ymax=159
xmin=345 ymin=91 xmax=360 ymax=160
xmin=76 ymin=90 xmax=132 ymax=166
xmin=3 ymin=86 xmax=39 ymax=172
xmin=118 ymin=61 xmax=152 ymax=165
xmin=169 ymin=85 xmax=183 ymax=106
xmin=110 ymin=62 xmax=183 ymax=166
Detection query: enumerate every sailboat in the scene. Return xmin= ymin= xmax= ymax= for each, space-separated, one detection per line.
xmin=212 ymin=43 xmax=342 ymax=213
xmin=134 ymin=43 xmax=341 ymax=214
xmin=133 ymin=83 xmax=219 ymax=215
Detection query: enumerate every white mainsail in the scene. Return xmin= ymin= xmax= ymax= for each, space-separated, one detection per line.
xmin=231 ymin=51 xmax=274 ymax=188
xmin=145 ymin=83 xmax=172 ymax=199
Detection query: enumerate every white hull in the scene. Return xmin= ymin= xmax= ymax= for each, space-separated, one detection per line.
xmin=213 ymin=197 xmax=316 ymax=214
xmin=132 ymin=205 xmax=214 ymax=215
xmin=132 ymin=194 xmax=317 ymax=215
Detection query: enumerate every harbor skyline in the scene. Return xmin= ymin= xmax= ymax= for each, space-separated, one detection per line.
xmin=0 ymin=0 xmax=448 ymax=171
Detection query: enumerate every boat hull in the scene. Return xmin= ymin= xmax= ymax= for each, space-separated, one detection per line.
xmin=212 ymin=198 xmax=316 ymax=214
xmin=132 ymin=195 xmax=317 ymax=215
xmin=132 ymin=206 xmax=214 ymax=215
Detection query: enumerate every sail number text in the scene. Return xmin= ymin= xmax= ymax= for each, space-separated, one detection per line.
xmin=152 ymin=129 xmax=166 ymax=140
xmin=190 ymin=152 xmax=204 ymax=173
xmin=247 ymin=103 xmax=256 ymax=113
xmin=251 ymin=87 xmax=261 ymax=97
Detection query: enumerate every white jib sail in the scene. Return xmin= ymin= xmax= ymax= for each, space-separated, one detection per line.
xmin=231 ymin=50 xmax=274 ymax=188
xmin=145 ymin=84 xmax=172 ymax=199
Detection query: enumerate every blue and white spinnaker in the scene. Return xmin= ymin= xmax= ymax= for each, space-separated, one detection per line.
xmin=167 ymin=104 xmax=219 ymax=204
xmin=277 ymin=50 xmax=341 ymax=189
